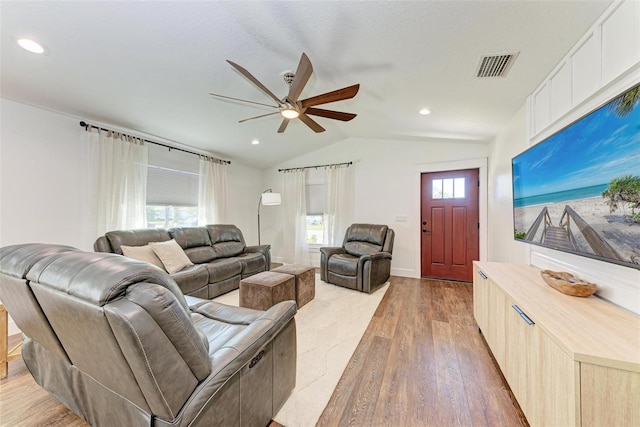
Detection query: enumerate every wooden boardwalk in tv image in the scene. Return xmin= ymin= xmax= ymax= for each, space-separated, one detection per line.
xmin=524 ymin=205 xmax=626 ymax=262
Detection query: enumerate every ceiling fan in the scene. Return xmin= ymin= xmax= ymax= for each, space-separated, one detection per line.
xmin=210 ymin=53 xmax=359 ymax=133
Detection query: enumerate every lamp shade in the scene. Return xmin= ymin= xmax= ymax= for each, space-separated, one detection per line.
xmin=261 ymin=192 xmax=281 ymax=206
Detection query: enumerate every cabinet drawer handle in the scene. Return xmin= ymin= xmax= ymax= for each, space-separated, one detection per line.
xmin=478 ymin=271 xmax=487 ymax=280
xmin=512 ymin=305 xmax=534 ymax=325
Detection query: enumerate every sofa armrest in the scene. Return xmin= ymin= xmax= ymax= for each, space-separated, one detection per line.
xmin=358 ymin=251 xmax=392 ymax=262
xmin=319 ymin=247 xmax=345 ymax=281
xmin=189 ymin=300 xmax=264 ymax=325
xmin=245 ymin=244 xmax=271 ymax=271
xmin=357 ymin=252 xmax=392 ymax=293
xmin=180 ymin=300 xmax=297 ymax=425
xmin=94 ymin=236 xmax=113 ymax=253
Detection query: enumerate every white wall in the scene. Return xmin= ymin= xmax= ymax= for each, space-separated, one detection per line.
xmin=0 ymin=98 xmax=95 ymax=250
xmin=486 ymin=105 xmax=530 ymax=264
xmin=262 ymin=137 xmax=490 ymax=277
xmin=226 ymin=162 xmax=264 ymax=246
xmin=0 ymin=98 xmax=263 ymax=249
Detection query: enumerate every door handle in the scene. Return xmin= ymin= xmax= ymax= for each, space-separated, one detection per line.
xmin=422 ymin=228 xmax=429 ymax=233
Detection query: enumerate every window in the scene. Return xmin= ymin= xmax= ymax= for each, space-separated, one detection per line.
xmin=146 ymin=145 xmax=199 ymax=228
xmin=432 ymin=177 xmax=465 ymax=199
xmin=147 ymin=205 xmax=198 ymax=228
xmin=306 ymin=169 xmax=325 ymax=244
xmin=306 ymin=215 xmax=323 ymax=244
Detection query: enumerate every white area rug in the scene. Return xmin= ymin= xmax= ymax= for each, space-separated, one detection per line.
xmin=214 ymin=275 xmax=389 ymax=427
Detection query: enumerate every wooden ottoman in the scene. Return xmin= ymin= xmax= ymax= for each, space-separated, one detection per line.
xmin=271 ymin=264 xmax=316 ymax=308
xmin=239 ymin=271 xmax=295 ymax=311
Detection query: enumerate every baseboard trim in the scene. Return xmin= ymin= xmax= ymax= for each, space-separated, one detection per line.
xmin=391 ymin=267 xmax=416 ymax=278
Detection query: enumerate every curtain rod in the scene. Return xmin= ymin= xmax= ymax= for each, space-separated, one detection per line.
xmin=278 ymin=161 xmax=352 ymax=173
xmin=79 ymin=121 xmax=231 ymax=164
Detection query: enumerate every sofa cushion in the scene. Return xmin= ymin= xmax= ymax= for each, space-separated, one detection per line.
xmin=106 ymin=229 xmax=171 ymax=255
xmin=236 ymin=252 xmax=266 ymax=277
xmin=327 ymin=253 xmax=359 ymax=276
xmin=150 ymin=239 xmax=194 ymax=274
xmin=121 ymin=244 xmax=166 ymax=271
xmin=171 ymin=265 xmax=209 ymax=296
xmin=169 ymin=227 xmax=217 ymax=264
xmin=204 ymin=258 xmax=242 ymax=283
xmin=207 ymin=225 xmax=246 ymax=258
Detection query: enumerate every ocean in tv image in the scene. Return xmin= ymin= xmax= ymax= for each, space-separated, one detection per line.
xmin=512 ymin=84 xmax=640 ymax=269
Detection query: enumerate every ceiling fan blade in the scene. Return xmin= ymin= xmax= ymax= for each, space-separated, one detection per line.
xmin=239 ymin=111 xmax=281 ymax=123
xmin=298 ymin=113 xmax=325 ymax=133
xmin=300 ymin=84 xmax=360 ymax=108
xmin=287 ymin=53 xmax=313 ymax=102
xmin=226 ymin=60 xmax=283 ymax=105
xmin=305 ymin=107 xmax=357 ymax=122
xmin=277 ymin=118 xmax=290 ymax=133
xmin=209 ymin=93 xmax=278 ymax=109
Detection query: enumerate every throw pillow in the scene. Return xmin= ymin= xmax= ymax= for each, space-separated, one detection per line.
xmin=150 ymin=239 xmax=194 ymax=274
xmin=121 ymin=244 xmax=167 ymax=271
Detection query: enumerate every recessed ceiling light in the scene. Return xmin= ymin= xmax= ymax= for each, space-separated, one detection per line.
xmin=16 ymin=37 xmax=48 ymax=55
xmin=419 ymin=108 xmax=431 ymax=116
xmin=251 ymin=139 xmax=260 ymax=145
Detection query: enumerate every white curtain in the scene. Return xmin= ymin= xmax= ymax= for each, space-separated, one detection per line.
xmin=86 ymin=128 xmax=148 ymax=236
xmin=324 ymin=164 xmax=354 ymax=246
xmin=198 ymin=157 xmax=228 ymax=225
xmin=283 ymin=169 xmax=310 ymax=265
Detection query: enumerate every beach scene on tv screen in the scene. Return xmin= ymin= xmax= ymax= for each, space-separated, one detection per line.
xmin=513 ymin=84 xmax=640 ymax=268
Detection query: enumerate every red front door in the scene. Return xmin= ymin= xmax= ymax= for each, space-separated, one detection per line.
xmin=421 ymin=169 xmax=479 ymax=282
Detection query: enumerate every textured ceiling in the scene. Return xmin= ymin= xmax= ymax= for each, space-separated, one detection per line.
xmin=0 ymin=1 xmax=611 ymax=168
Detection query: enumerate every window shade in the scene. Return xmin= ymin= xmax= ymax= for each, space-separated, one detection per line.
xmin=306 ymin=168 xmax=326 ymax=215
xmin=147 ymin=144 xmax=199 ymax=206
xmin=306 ymin=183 xmax=325 ymax=215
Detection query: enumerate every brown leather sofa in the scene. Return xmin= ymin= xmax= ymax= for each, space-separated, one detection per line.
xmin=94 ymin=224 xmax=270 ymax=299
xmin=0 ymin=243 xmax=296 ymax=427
xmin=320 ymin=223 xmax=394 ymax=293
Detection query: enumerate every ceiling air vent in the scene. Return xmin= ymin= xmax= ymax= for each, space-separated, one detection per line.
xmin=476 ymin=52 xmax=519 ymax=78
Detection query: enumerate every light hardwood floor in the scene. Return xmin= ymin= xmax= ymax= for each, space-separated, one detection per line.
xmin=0 ymin=276 xmax=526 ymax=427
xmin=317 ymin=276 xmax=528 ymax=427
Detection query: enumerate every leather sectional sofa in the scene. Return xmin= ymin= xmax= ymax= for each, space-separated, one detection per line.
xmin=0 ymin=243 xmax=296 ymax=426
xmin=94 ymin=224 xmax=270 ymax=299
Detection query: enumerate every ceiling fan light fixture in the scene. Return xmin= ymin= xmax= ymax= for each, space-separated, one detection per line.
xmin=281 ymin=108 xmax=299 ymax=119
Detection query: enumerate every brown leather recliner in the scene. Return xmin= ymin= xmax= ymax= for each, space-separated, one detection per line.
xmin=0 ymin=243 xmax=296 ymax=427
xmin=320 ymin=224 xmax=394 ymax=293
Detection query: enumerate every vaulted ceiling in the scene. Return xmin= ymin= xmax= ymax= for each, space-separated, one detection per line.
xmin=0 ymin=1 xmax=611 ymax=168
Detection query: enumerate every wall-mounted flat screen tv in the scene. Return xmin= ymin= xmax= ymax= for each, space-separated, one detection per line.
xmin=512 ymin=83 xmax=640 ymax=270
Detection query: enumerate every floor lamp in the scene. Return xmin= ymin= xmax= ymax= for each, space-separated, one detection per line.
xmin=258 ymin=189 xmax=281 ymax=245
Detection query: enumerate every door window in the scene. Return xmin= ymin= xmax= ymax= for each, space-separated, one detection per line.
xmin=432 ymin=177 xmax=465 ymax=199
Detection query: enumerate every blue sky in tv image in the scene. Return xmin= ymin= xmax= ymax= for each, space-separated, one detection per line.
xmin=513 ymin=85 xmax=640 ymax=206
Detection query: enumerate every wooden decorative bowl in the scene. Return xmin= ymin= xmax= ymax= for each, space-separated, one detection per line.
xmin=540 ymin=270 xmax=597 ymax=297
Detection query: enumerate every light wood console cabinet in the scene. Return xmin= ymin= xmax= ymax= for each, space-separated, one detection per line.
xmin=473 ymin=261 xmax=640 ymax=427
